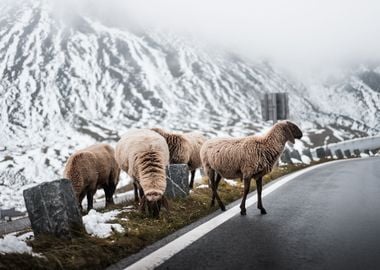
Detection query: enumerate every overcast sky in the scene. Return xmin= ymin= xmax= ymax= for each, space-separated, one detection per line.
xmin=61 ymin=0 xmax=380 ymax=76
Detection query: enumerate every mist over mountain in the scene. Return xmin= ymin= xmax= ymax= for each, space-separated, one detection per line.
xmin=0 ymin=0 xmax=379 ymax=210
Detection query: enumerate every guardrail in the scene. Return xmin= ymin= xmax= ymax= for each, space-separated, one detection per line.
xmin=280 ymin=136 xmax=379 ymax=164
xmin=310 ymin=135 xmax=380 ymax=159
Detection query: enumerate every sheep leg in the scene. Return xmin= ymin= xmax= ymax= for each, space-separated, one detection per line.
xmin=78 ymin=191 xmax=86 ymax=212
xmin=211 ymin=172 xmax=225 ymax=211
xmin=105 ymin=168 xmax=119 ymax=207
xmin=133 ymin=182 xmax=139 ymax=203
xmin=104 ymin=183 xmax=116 ymax=207
xmin=212 ymin=173 xmax=222 ymax=204
xmin=139 ymin=187 xmax=144 ymax=199
xmin=86 ymin=190 xmax=94 ymax=212
xmin=189 ymin=170 xmax=196 ymax=189
xmin=240 ymin=176 xmax=251 ymax=215
xmin=208 ymin=169 xmax=216 ymax=207
xmin=256 ymin=177 xmax=267 ymax=214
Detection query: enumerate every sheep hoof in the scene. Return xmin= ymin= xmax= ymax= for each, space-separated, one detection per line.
xmin=260 ymin=208 xmax=267 ymax=215
xmin=220 ymin=205 xmax=226 ymax=211
xmin=240 ymin=209 xmax=246 ymax=215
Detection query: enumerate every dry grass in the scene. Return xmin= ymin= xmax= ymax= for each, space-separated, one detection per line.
xmin=0 ymin=159 xmax=333 ymax=270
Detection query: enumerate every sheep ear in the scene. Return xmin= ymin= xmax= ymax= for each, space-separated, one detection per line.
xmin=161 ymin=196 xmax=170 ymax=211
xmin=285 ymin=125 xmax=295 ymax=144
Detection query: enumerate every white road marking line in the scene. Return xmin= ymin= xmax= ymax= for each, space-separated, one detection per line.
xmin=125 ymin=159 xmax=348 ymax=270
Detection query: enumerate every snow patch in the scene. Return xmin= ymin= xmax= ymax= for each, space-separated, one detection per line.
xmin=0 ymin=235 xmax=32 ymax=255
xmin=301 ymin=155 xmax=311 ymax=165
xmin=82 ymin=209 xmax=125 ymax=238
xmin=224 ymin=179 xmax=238 ymax=186
xmin=291 ymin=158 xmax=303 ymax=164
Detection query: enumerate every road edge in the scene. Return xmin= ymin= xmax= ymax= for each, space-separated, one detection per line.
xmin=109 ymin=158 xmax=376 ymax=270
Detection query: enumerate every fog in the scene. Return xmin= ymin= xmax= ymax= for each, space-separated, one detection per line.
xmin=57 ymin=0 xmax=380 ymax=76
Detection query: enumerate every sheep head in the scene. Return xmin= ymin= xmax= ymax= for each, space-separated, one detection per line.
xmin=140 ymin=190 xmax=169 ymax=218
xmin=284 ymin=121 xmax=303 ymax=144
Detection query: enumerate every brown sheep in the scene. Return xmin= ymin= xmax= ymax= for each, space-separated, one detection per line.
xmin=115 ymin=129 xmax=170 ymax=218
xmin=150 ymin=128 xmax=192 ymax=164
xmin=63 ymin=143 xmax=120 ymax=212
xmin=200 ymin=120 xmax=302 ymax=215
xmin=183 ymin=132 xmax=207 ymax=189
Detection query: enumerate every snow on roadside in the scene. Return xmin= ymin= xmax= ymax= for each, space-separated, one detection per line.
xmin=11 ymin=231 xmax=34 ymax=242
xmin=224 ymin=179 xmax=238 ymax=186
xmin=291 ymin=158 xmax=303 ymax=164
xmin=82 ymin=209 xmax=125 ymax=238
xmin=301 ymin=155 xmax=311 ymax=165
xmin=0 ymin=234 xmax=32 ymax=255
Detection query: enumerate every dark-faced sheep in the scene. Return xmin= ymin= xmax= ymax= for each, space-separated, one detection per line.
xmin=183 ymin=132 xmax=207 ymax=189
xmin=200 ymin=120 xmax=303 ymax=215
xmin=115 ymin=129 xmax=170 ymax=218
xmin=63 ymin=143 xmax=120 ymax=212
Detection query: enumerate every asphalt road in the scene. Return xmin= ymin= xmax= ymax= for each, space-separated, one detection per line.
xmin=156 ymin=157 xmax=380 ymax=270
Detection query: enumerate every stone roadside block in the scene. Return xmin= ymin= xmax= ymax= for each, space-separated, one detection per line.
xmin=335 ymin=149 xmax=344 ymax=159
xmin=302 ymin=149 xmax=313 ymax=161
xmin=344 ymin=149 xmax=352 ymax=158
xmin=290 ymin=150 xmax=302 ymax=161
xmin=316 ymin=147 xmax=326 ymax=159
xmin=165 ymin=164 xmax=189 ymax=199
xmin=280 ymin=149 xmax=293 ymax=164
xmin=23 ymin=179 xmax=84 ymax=238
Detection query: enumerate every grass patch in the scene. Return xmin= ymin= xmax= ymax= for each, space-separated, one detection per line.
xmin=0 ymin=158 xmax=337 ymax=269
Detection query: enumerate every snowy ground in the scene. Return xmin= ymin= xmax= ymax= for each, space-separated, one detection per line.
xmin=82 ymin=208 xmax=130 ymax=238
xmin=0 ymin=232 xmax=34 ymax=255
xmin=0 ymin=206 xmax=135 ymax=255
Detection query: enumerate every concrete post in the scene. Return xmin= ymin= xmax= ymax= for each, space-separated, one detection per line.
xmin=344 ymin=149 xmax=352 ymax=158
xmin=316 ymin=148 xmax=326 ymax=159
xmin=335 ymin=149 xmax=344 ymax=159
xmin=280 ymin=149 xmax=293 ymax=164
xmin=290 ymin=150 xmax=302 ymax=161
xmin=23 ymin=179 xmax=84 ymax=238
xmin=302 ymin=149 xmax=313 ymax=161
xmin=325 ymin=148 xmax=333 ymax=159
xmin=165 ymin=164 xmax=190 ymax=199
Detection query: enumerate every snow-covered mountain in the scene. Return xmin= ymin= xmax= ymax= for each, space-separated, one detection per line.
xmin=0 ymin=0 xmax=379 ymax=210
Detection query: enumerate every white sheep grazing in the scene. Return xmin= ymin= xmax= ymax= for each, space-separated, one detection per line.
xmin=183 ymin=132 xmax=207 ymax=189
xmin=200 ymin=121 xmax=303 ymax=215
xmin=115 ymin=129 xmax=170 ymax=217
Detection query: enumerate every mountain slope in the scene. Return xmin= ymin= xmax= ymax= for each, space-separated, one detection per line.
xmin=0 ymin=0 xmax=379 ymax=210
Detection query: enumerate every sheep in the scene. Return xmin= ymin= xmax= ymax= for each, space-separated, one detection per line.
xmin=200 ymin=120 xmax=303 ymax=216
xmin=183 ymin=132 xmax=207 ymax=189
xmin=151 ymin=128 xmax=208 ymax=188
xmin=63 ymin=143 xmax=120 ymax=212
xmin=151 ymin=127 xmax=192 ymax=164
xmin=115 ymin=129 xmax=170 ymax=218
